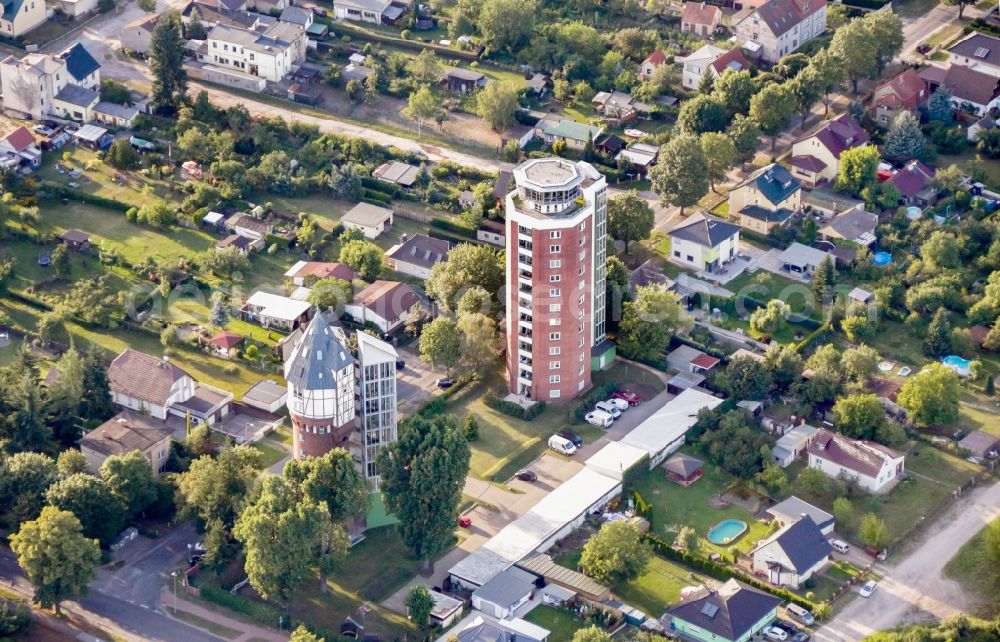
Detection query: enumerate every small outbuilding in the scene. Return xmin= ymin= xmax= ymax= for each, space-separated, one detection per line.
xmin=60 ymin=228 xmax=91 ymax=251
xmin=663 ymin=453 xmax=703 ymax=486
xmin=471 ymin=566 xmax=536 ymax=619
xmin=341 ymin=202 xmax=394 ymax=239
xmin=208 ymin=331 xmax=243 ymax=359
xmin=958 ymin=430 xmax=1000 ymax=460
xmin=241 ymin=380 xmax=288 ymax=414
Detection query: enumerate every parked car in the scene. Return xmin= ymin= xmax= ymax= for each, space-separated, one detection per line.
xmin=514 ymin=470 xmax=538 ymax=482
xmin=396 ymin=360 xmax=406 ymax=370
xmin=606 ymin=398 xmax=629 ymax=412
xmin=458 ymin=515 xmax=472 ymax=528
xmin=32 ymin=124 xmax=55 ymax=136
xmin=829 ymin=539 xmax=850 ymax=554
xmin=859 ymin=580 xmax=877 ymax=598
xmin=585 ymin=411 xmax=614 ymax=428
xmin=557 ymin=430 xmax=584 ymax=447
xmin=548 ymin=434 xmax=577 ymax=456
xmin=792 ymin=633 xmax=811 ymax=642
xmin=435 ymin=378 xmax=454 ymax=388
xmin=764 ymin=626 xmax=788 ymax=641
xmin=786 ymin=603 xmax=814 ymax=627
xmin=916 ymin=43 xmax=932 ymax=54
xmin=774 ymin=620 xmax=798 ymax=636
xmin=594 ymin=400 xmax=621 ymax=419
xmin=612 ymin=389 xmax=642 ymax=406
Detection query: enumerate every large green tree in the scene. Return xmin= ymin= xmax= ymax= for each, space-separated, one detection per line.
xmin=10 ymin=507 xmax=101 ymax=614
xmin=338 ymin=240 xmax=383 ymax=281
xmin=898 ymin=363 xmax=961 ymax=428
xmin=607 ymin=191 xmax=654 ymax=251
xmin=835 ymin=145 xmax=881 ymax=196
xmin=724 ymin=354 xmax=772 ymax=400
xmin=479 ymin=0 xmax=534 ymax=53
xmin=833 ymin=394 xmax=887 ymax=440
xmin=858 ymin=513 xmax=888 ymax=549
xmin=830 ymin=18 xmax=878 ymax=93
xmin=99 ymin=451 xmax=157 ymax=520
xmin=580 ymin=521 xmax=650 ymax=583
xmin=176 ymin=446 xmax=262 ymax=528
xmin=762 ymin=343 xmax=803 ymax=392
xmin=0 ymin=452 xmax=58 ymax=524
xmin=749 ymin=83 xmax=796 ymax=150
xmin=474 ymin=81 xmax=521 ymax=132
xmin=700 ymin=132 xmax=737 ymax=193
xmin=924 ymin=307 xmax=952 ymax=358
xmin=406 ymin=85 xmax=441 ymax=137
xmin=676 ymin=95 xmax=728 ymax=135
xmin=404 ymin=585 xmax=435 ymax=628
xmin=426 ymin=243 xmax=504 ymax=313
xmin=883 ymin=111 xmax=925 ymax=163
xmin=419 ymin=317 xmax=461 ymax=375
xmin=727 ymin=114 xmax=761 ymax=162
xmin=377 ymin=414 xmax=470 ymax=567
xmin=712 ymin=69 xmax=755 ymax=116
xmin=45 ymin=474 xmax=124 ymax=547
xmin=282 ymin=448 xmax=369 ymax=523
xmin=649 ymin=134 xmax=708 ymax=215
xmin=617 ymin=284 xmax=691 ymax=361
xmin=149 ymin=12 xmax=188 ymax=110
xmin=458 ymin=311 xmax=498 ymax=374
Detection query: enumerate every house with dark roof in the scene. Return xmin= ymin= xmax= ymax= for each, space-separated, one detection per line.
xmin=666 ymin=578 xmax=781 ymax=642
xmin=734 ymin=0 xmax=826 ymax=63
xmin=729 ymin=163 xmax=801 ymax=234
xmin=344 ymin=280 xmax=423 ymax=333
xmin=887 ymin=160 xmax=937 ymax=207
xmin=385 ymin=233 xmax=451 ymax=279
xmin=819 ymin=205 xmax=877 ymax=247
xmin=927 ymin=64 xmax=1000 ymax=117
xmin=872 ymin=68 xmax=928 ymax=126
xmin=807 ymin=428 xmax=905 ymax=494
xmin=750 ymin=516 xmax=831 ymax=588
xmin=108 ymin=349 xmax=197 ymax=420
xmin=445 ymin=68 xmax=487 ymax=95
xmin=53 ymin=83 xmax=99 ymax=122
xmin=790 ymin=113 xmax=870 ymax=186
xmin=471 ymin=566 xmax=536 ymax=619
xmin=682 ymin=2 xmax=721 ymax=37
xmin=948 ymin=32 xmax=1000 ymax=78
xmin=79 ymin=412 xmax=173 ymax=478
xmin=663 ymin=453 xmax=704 ymax=485
xmin=59 ymin=43 xmax=101 ymax=90
xmin=958 ymin=430 xmax=1000 ymax=461
xmin=638 ymin=49 xmax=668 ymax=80
xmin=668 ymin=212 xmax=741 ymax=273
xmin=0 ymin=0 xmax=46 ymax=38
xmin=766 ymin=495 xmax=834 ymax=534
xmin=60 ymin=228 xmax=90 ymax=251
xmin=477 ymin=219 xmax=505 ymax=247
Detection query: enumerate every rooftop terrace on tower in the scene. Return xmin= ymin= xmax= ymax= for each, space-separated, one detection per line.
xmin=509 ymin=158 xmax=603 ymax=220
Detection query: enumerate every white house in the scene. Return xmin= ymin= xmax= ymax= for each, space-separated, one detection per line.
xmin=667 ymin=212 xmax=740 ymax=273
xmin=333 ymin=0 xmax=409 ymax=24
xmin=344 ymin=280 xmax=421 ymax=333
xmin=205 ymin=22 xmax=304 ymax=83
xmin=121 ymin=13 xmax=160 ymax=54
xmin=734 ymin=0 xmax=826 ymax=64
xmin=0 ymin=0 xmax=46 ymax=39
xmin=947 ymin=32 xmax=1000 ymax=78
xmin=1 ymin=42 xmax=100 ymax=121
xmin=385 ymin=233 xmax=450 ymax=279
xmin=771 ymin=424 xmax=819 ymax=468
xmin=766 ymin=496 xmax=834 ymax=535
xmin=806 ymin=429 xmax=905 ymax=494
xmin=241 ymin=291 xmax=313 ymax=330
xmin=341 ymin=202 xmax=393 ymax=239
xmin=789 ymin=113 xmax=870 ymax=186
xmin=750 ymin=517 xmax=831 ymax=589
xmin=107 ymin=349 xmax=197 ymax=420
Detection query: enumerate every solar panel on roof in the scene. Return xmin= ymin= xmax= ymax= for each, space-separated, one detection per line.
xmin=701 ymin=603 xmax=719 ymax=618
xmin=974 ymin=47 xmax=990 ymax=58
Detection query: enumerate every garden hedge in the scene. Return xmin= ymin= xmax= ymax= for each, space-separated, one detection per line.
xmin=484 ymin=394 xmax=547 ymax=421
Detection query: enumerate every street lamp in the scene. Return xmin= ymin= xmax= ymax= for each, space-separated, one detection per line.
xmin=170 ymin=571 xmax=178 ymax=611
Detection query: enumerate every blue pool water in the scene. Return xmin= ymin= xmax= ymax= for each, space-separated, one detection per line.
xmin=706 ymin=519 xmax=748 ymax=545
xmin=872 ymin=251 xmax=892 ymax=266
xmin=942 ymin=355 xmax=972 ymax=376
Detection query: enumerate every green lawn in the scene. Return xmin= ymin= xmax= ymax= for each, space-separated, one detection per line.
xmin=524 ymin=605 xmax=589 ymax=642
xmin=868 ymin=320 xmax=929 ymax=370
xmin=592 ymin=360 xmax=666 ymax=398
xmin=825 ymin=560 xmax=863 ymax=583
xmin=894 ymin=0 xmax=940 ymax=19
xmin=938 ymin=147 xmax=1000 ymax=191
xmin=250 ymin=438 xmax=288 ymax=470
xmin=630 ymin=458 xmax=772 ymax=556
xmin=613 ymin=555 xmax=707 ymax=616
xmin=943 ymin=516 xmax=1000 ymax=617
xmin=958 ymin=390 xmax=1000 ymax=438
xmin=39 ymin=147 xmax=183 ymax=207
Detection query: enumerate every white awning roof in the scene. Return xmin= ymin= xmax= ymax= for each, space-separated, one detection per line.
xmin=585 ymin=442 xmax=648 ymax=480
xmin=621 ymin=388 xmax=723 ymax=458
xmin=244 ymin=291 xmax=311 ymax=322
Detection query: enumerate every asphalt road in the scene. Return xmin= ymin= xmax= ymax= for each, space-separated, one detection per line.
xmin=0 ymin=524 xmax=225 ymax=642
xmin=812 ymin=480 xmax=1000 ymax=642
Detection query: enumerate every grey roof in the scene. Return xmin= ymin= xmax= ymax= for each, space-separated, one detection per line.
xmin=283 ymin=313 xmax=355 ymax=390
xmin=456 ymin=622 xmax=505 ymax=642
xmin=668 ymin=578 xmax=781 ymax=640
xmin=386 ymin=234 xmax=451 ymax=269
xmin=732 ymin=163 xmax=800 ymax=207
xmin=472 ymin=566 xmax=535 ymax=607
xmin=447 ymin=68 xmax=486 ymax=82
xmin=948 ymin=32 xmax=1000 ymax=68
xmin=670 ymin=212 xmax=740 ymax=248
xmin=738 ymin=205 xmax=794 ymax=224
xmin=208 ymin=22 xmax=294 ymax=54
xmin=766 ymin=496 xmax=834 ymax=531
xmin=779 ymin=242 xmax=828 ymax=268
xmin=242 ymin=379 xmax=287 ymax=406
xmin=94 ymin=101 xmax=139 ymax=121
xmin=663 ymin=453 xmax=703 ymax=477
xmin=958 ymin=430 xmax=1000 ymax=457
xmin=753 ymin=516 xmax=831 ymax=574
xmin=279 ymin=5 xmax=312 ymax=25
xmin=374 ymin=160 xmax=420 ymax=186
xmin=55 ymin=84 xmax=99 ymax=107
xmin=823 ymin=206 xmax=877 ymax=244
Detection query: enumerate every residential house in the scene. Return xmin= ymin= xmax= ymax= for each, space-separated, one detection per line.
xmin=750 ymin=517 xmax=831 ymax=589
xmin=241 ymin=291 xmax=312 ymax=330
xmin=341 ymin=202 xmax=393 ymax=239
xmin=0 ymin=126 xmax=40 ymax=169
xmin=729 ymin=163 xmax=801 ymax=234
xmin=958 ymin=430 xmax=1000 ymax=460
xmin=680 ymin=44 xmax=723 ymax=90
xmin=445 ymin=68 xmax=487 ymax=94
xmin=278 ymin=5 xmax=313 ymax=29
xmin=592 ymin=90 xmax=650 ymax=123
xmin=638 ymin=49 xmax=667 ymax=80
xmin=887 ymin=160 xmax=937 ymax=207
xmin=533 ymin=116 xmax=603 ymax=151
xmin=344 ymin=280 xmax=422 ymax=333
xmin=926 ymin=64 xmax=1000 ymax=117
xmin=595 ymin=133 xmax=625 ymax=156
xmin=615 ymin=142 xmax=658 ymax=177
xmin=122 ymin=13 xmax=160 ymax=54
xmin=682 ymin=2 xmax=721 ymax=36
xmin=666 ymin=579 xmax=781 ymax=642
xmin=734 ymin=0 xmax=826 ymax=64
xmin=471 ymin=566 xmax=536 ymax=619
xmin=205 ymin=22 xmax=305 ymax=83
xmin=454 ymin=617 xmax=549 ymax=642
xmin=667 ymin=344 xmax=721 ymax=375
xmin=93 ymin=101 xmax=139 ymax=128
xmin=526 ymin=72 xmax=549 ymax=97
xmin=771 ymin=424 xmax=818 ymax=468
xmin=332 ymin=0 xmax=411 ymax=25
xmin=667 ymin=212 xmax=741 ymax=273
xmin=0 ymin=0 xmax=46 ymax=38
xmin=766 ymin=495 xmax=834 ymax=534
xmin=79 ymin=412 xmax=173 ymax=478
xmin=819 ymin=205 xmax=877 ymax=248
xmin=807 ymin=428 xmax=905 ymax=494
xmin=59 ymin=228 xmax=90 ymax=251
xmin=385 ymin=233 xmax=451 ymax=279
xmin=789 ymin=113 xmax=870 ymax=185
xmin=284 ymin=261 xmax=357 ymax=286
xmin=60 ymin=42 xmax=101 ymax=90
xmin=216 ymin=234 xmax=253 ymax=253
xmin=0 ymin=42 xmax=101 ymax=120
xmin=947 ymin=32 xmax=1000 ymax=78
xmin=872 ymin=68 xmax=928 ymax=126
xmin=778 ymin=242 xmax=831 ymax=277
xmin=372 ymin=160 xmax=420 ymax=188
xmin=476 ymin=221 xmax=505 ymax=249
xmin=226 ymin=213 xmax=272 ymax=241
xmin=52 ymin=0 xmax=99 ymax=17
xmin=802 ymin=187 xmax=865 ymax=219
xmin=53 ymin=83 xmax=99 ymax=122
xmin=628 ymin=258 xmax=675 ymax=293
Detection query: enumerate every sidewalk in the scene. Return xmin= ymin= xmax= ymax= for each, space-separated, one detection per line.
xmin=161 ymin=587 xmax=289 ymax=642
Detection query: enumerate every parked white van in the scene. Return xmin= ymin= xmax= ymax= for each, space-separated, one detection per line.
xmin=595 ymin=400 xmax=621 ymax=419
xmin=548 ymin=434 xmax=578 ymax=456
xmin=585 ymin=410 xmax=614 ymax=428
xmin=829 ymin=539 xmax=850 ymax=554
xmin=786 ymin=603 xmax=815 ymax=626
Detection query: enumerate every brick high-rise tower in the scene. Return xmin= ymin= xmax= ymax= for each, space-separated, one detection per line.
xmin=505 ymin=158 xmax=608 ymax=401
xmin=284 ymin=313 xmax=356 ymax=459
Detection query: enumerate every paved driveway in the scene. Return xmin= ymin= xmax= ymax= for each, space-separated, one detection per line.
xmin=395 ymin=345 xmax=441 ymax=414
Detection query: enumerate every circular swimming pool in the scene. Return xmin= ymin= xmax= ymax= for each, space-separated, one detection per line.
xmin=706 ymin=519 xmax=748 ymax=545
xmin=873 ymin=251 xmax=892 ymax=266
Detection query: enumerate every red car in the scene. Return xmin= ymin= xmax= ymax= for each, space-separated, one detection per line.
xmin=458 ymin=515 xmax=472 ymax=528
xmin=612 ymin=389 xmax=642 ymax=406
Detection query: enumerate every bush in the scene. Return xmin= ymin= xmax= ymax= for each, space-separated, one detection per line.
xmin=572 ymin=382 xmax=619 ymax=422
xmin=38 ymin=181 xmax=131 ymax=212
xmin=484 ymin=394 xmax=547 ymax=420
xmin=200 ymin=584 xmax=287 ymax=628
xmin=430 ymin=217 xmax=476 ymax=238
xmin=795 ymin=323 xmax=832 ymax=353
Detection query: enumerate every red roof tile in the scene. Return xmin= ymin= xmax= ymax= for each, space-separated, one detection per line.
xmin=874 ymin=68 xmax=927 ymax=111
xmin=710 ymin=47 xmax=749 ymax=75
xmin=3 ymin=126 xmax=35 ymax=152
xmin=682 ymin=2 xmax=721 ymax=26
xmin=209 ymin=331 xmax=243 ymax=349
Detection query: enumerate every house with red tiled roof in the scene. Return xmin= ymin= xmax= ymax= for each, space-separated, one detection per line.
xmin=807 ymin=429 xmax=905 ymax=494
xmin=0 ymin=126 xmax=41 ymax=169
xmin=734 ymin=0 xmax=826 ymax=63
xmin=680 ymin=44 xmax=750 ymax=90
xmin=789 ymin=113 xmax=870 ymax=185
xmin=925 ymin=64 xmax=1000 ymax=117
xmin=681 ymin=2 xmax=721 ymax=37
xmin=638 ymin=50 xmax=668 ymax=80
xmin=284 ymin=261 xmax=357 ymax=286
xmin=872 ymin=68 xmax=928 ymax=126
xmin=343 ymin=280 xmax=424 ymax=333
xmin=887 ymin=160 xmax=937 ymax=207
